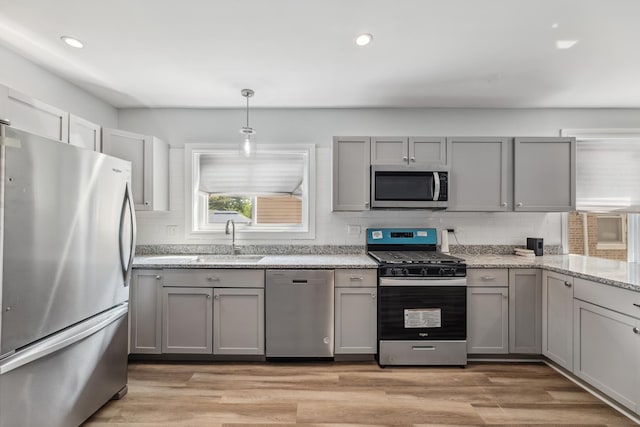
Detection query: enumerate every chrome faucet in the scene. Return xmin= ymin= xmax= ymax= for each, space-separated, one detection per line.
xmin=225 ymin=219 xmax=240 ymax=254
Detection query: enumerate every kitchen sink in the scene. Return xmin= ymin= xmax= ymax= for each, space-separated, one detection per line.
xmin=192 ymin=255 xmax=265 ymax=264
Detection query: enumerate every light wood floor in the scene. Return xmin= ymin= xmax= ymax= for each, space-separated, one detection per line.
xmin=84 ymin=361 xmax=638 ymax=426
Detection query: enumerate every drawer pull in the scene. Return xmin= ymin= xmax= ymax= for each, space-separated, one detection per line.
xmin=412 ymin=346 xmax=435 ymax=351
xmin=633 ymin=327 xmax=640 ymax=335
xmin=350 ymin=276 xmax=364 ymax=281
xmin=155 ymin=275 xmax=161 ymax=280
xmin=206 ymin=276 xmax=220 ymax=281
xmin=481 ymin=276 xmax=495 ymax=281
xmin=564 ymin=281 xmax=572 ymax=287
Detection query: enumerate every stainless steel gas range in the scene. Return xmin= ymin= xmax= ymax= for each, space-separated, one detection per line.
xmin=367 ymin=228 xmax=467 ymax=367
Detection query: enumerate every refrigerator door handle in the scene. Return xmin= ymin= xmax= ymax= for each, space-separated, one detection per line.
xmin=0 ymin=304 xmax=128 ymax=375
xmin=119 ymin=181 xmax=137 ymax=286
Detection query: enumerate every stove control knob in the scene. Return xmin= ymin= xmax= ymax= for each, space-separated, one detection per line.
xmin=438 ymin=268 xmax=447 ymax=276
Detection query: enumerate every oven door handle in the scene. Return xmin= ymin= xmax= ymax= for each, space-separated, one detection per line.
xmin=379 ymin=277 xmax=467 ymax=287
xmin=433 ymin=172 xmax=440 ymax=201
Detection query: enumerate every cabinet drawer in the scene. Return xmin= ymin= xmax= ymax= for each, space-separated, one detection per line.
xmin=335 ymin=269 xmax=377 ymax=287
xmin=163 ymin=269 xmax=264 ymax=288
xmin=574 ymin=278 xmax=640 ymax=319
xmin=467 ymin=269 xmax=508 ymax=287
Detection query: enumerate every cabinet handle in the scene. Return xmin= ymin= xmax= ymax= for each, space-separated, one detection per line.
xmin=516 ymin=202 xmax=523 ymax=207
xmin=402 ymin=156 xmax=408 ymax=161
xmin=481 ymin=276 xmax=495 ymax=280
xmin=207 ymin=276 xmax=220 ymax=281
xmin=410 ymin=157 xmax=416 ymax=162
xmin=633 ymin=327 xmax=640 ymax=335
xmin=633 ymin=303 xmax=640 ymax=308
xmin=501 ymin=202 xmax=508 ymax=207
xmin=564 ymin=281 xmax=572 ymax=287
xmin=350 ymin=276 xmax=364 ymax=281
xmin=155 ymin=275 xmax=161 ymax=280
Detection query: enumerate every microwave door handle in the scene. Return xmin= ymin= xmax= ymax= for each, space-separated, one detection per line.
xmin=433 ymin=172 xmax=440 ymax=201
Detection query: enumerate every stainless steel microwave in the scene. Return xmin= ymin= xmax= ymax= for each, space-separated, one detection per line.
xmin=371 ymin=165 xmax=449 ymax=209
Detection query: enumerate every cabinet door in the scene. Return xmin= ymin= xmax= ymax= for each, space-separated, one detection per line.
xmin=409 ymin=137 xmax=446 ymax=165
xmin=162 ymin=287 xmax=213 ymax=354
xmin=514 ymin=137 xmax=576 ymax=211
xmin=370 ymin=137 xmax=408 ymax=165
xmin=213 ymin=288 xmax=264 ymax=355
xmin=130 ymin=270 xmax=163 ymax=354
xmin=334 ymin=287 xmax=377 ymax=354
xmin=102 ymin=128 xmax=151 ymax=210
xmin=332 ymin=137 xmax=370 ymax=211
xmin=467 ymin=287 xmax=509 ymax=354
xmin=509 ymin=269 xmax=542 ymax=354
xmin=446 ymin=137 xmax=510 ymax=211
xmin=4 ymin=88 xmax=69 ymax=142
xmin=573 ymin=299 xmax=639 ymax=411
xmin=69 ymin=114 xmax=101 ymax=151
xmin=542 ymin=271 xmax=573 ymax=370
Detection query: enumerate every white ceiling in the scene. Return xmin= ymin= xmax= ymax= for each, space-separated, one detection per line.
xmin=0 ymin=0 xmax=638 ymax=109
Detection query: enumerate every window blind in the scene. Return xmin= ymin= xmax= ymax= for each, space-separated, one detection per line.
xmin=198 ymin=151 xmax=305 ymax=196
xmin=577 ymin=139 xmax=640 ymax=212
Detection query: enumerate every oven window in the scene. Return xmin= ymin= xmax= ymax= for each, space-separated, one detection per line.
xmin=378 ymin=286 xmax=466 ymax=340
xmin=375 ymin=172 xmax=434 ymax=201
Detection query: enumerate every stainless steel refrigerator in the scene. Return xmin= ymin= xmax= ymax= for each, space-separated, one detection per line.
xmin=0 ymin=120 xmax=136 ymax=427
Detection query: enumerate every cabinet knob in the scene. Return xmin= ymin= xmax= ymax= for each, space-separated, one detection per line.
xmin=564 ymin=281 xmax=572 ymax=287
xmin=371 ymin=293 xmax=376 ymax=299
xmin=365 ymin=202 xmax=369 ymax=208
xmin=516 ymin=202 xmax=523 ymax=207
xmin=155 ymin=275 xmax=161 ymax=280
xmin=214 ymin=294 xmax=219 ymax=300
xmin=633 ymin=327 xmax=640 ymax=335
xmin=410 ymin=157 xmax=416 ymax=162
xmin=207 ymin=294 xmax=211 ymax=299
xmin=501 ymin=202 xmax=508 ymax=207
xmin=144 ymin=201 xmax=150 ymax=206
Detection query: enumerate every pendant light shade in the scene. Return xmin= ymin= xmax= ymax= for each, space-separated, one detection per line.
xmin=240 ymin=89 xmax=256 ymax=156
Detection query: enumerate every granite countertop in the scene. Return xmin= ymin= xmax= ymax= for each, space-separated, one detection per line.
xmin=463 ymin=254 xmax=640 ymax=293
xmin=133 ymin=254 xmax=378 ymax=269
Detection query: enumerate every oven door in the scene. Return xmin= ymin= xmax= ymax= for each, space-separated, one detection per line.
xmin=378 ymin=278 xmax=466 ymax=341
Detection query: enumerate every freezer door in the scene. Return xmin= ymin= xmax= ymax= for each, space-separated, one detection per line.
xmin=1 ymin=128 xmax=134 ymax=355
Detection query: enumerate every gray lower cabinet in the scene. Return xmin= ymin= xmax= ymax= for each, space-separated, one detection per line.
xmin=162 ymin=287 xmax=213 ymax=354
xmin=129 ymin=270 xmax=163 ymax=354
xmin=446 ymin=137 xmax=511 ymax=211
xmin=514 ymin=137 xmax=576 ymax=211
xmin=542 ymin=271 xmax=574 ymax=370
xmin=332 ymin=137 xmax=370 ymax=211
xmin=334 ymin=287 xmax=377 ymax=354
xmin=508 ymin=269 xmax=542 ymax=354
xmin=467 ymin=287 xmax=509 ymax=354
xmin=213 ymin=288 xmax=265 ymax=355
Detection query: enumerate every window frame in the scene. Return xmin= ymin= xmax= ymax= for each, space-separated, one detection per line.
xmin=595 ymin=214 xmax=627 ymax=250
xmin=184 ymin=143 xmax=316 ymax=240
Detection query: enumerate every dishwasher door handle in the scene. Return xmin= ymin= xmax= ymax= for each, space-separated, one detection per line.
xmin=292 ymin=279 xmax=308 ymax=284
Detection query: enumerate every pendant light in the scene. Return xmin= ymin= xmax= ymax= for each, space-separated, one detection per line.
xmin=239 ymin=88 xmax=256 ymax=156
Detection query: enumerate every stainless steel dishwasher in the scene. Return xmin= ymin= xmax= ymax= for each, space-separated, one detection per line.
xmin=265 ymin=270 xmax=334 ymax=358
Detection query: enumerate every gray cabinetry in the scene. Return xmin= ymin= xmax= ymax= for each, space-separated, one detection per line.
xmin=514 ymin=137 xmax=576 ymax=211
xmin=69 ymin=114 xmax=101 ymax=151
xmin=542 ymin=271 xmax=574 ymax=370
xmin=213 ymin=288 xmax=265 ymax=355
xmin=409 ymin=137 xmax=447 ymax=165
xmin=129 ymin=270 xmax=163 ymax=354
xmin=467 ymin=269 xmax=509 ymax=354
xmin=102 ymin=128 xmax=169 ymax=211
xmin=370 ymin=136 xmax=408 ymax=164
xmin=334 ymin=268 xmax=377 ymax=354
xmin=508 ymin=269 xmax=542 ymax=354
xmin=332 ymin=136 xmax=370 ymax=211
xmin=162 ymin=287 xmax=213 ymax=354
xmin=446 ymin=137 xmax=511 ymax=211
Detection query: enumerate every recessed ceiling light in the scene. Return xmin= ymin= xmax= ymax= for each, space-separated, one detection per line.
xmin=355 ymin=33 xmax=373 ymax=47
xmin=556 ymin=39 xmax=578 ymax=49
xmin=61 ymin=36 xmax=84 ymax=49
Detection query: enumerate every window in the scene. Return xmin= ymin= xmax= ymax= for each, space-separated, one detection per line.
xmin=185 ymin=144 xmax=315 ymax=238
xmin=596 ymin=215 xmax=626 ymax=250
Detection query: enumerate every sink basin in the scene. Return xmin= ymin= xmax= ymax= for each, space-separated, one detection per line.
xmin=142 ymin=255 xmax=199 ymax=263
xmin=193 ymin=255 xmax=265 ymax=264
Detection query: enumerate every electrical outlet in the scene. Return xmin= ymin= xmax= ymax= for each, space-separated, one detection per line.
xmin=347 ymin=224 xmax=361 ymax=235
xmin=446 ymin=228 xmax=455 ymax=233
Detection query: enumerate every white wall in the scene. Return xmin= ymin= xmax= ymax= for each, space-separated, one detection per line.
xmin=118 ymin=107 xmax=640 ymax=247
xmin=0 ymin=44 xmax=117 ymax=127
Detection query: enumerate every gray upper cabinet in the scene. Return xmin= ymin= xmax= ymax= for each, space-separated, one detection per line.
xmin=370 ymin=136 xmax=408 ymax=164
xmin=102 ymin=128 xmax=169 ymax=211
xmin=129 ymin=270 xmax=163 ymax=354
xmin=447 ymin=137 xmax=511 ymax=211
xmin=371 ymin=136 xmax=446 ymax=165
xmin=1 ymin=86 xmax=69 ymax=142
xmin=162 ymin=286 xmax=213 ymax=354
xmin=514 ymin=137 xmax=576 ymax=211
xmin=69 ymin=114 xmax=101 ymax=151
xmin=509 ymin=269 xmax=542 ymax=354
xmin=332 ymin=136 xmax=370 ymax=211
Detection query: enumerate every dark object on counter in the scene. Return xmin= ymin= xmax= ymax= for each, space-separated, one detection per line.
xmin=527 ymin=238 xmax=544 ymax=256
